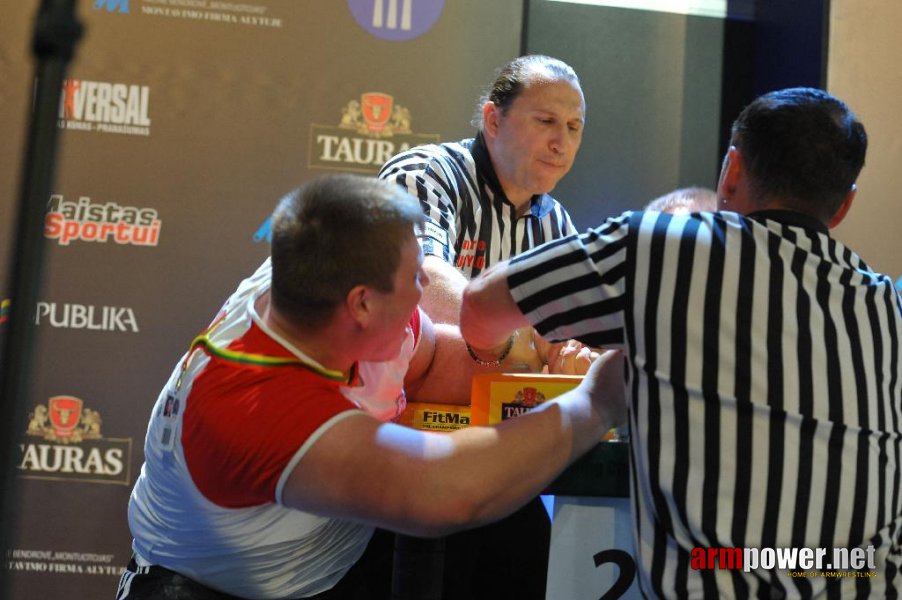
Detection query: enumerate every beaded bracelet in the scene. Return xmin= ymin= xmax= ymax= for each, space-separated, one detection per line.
xmin=465 ymin=335 xmax=515 ymax=367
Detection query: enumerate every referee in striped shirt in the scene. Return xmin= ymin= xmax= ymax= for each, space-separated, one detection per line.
xmin=460 ymin=87 xmax=902 ymax=598
xmin=379 ymin=55 xmax=590 ymax=600
xmin=378 ymin=55 xmax=581 ymax=327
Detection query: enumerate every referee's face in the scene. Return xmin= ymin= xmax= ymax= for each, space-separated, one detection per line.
xmin=485 ymin=77 xmax=585 ymax=208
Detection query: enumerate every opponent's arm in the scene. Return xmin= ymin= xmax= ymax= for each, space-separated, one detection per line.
xmin=403 ymin=308 xmax=543 ymax=406
xmin=419 ymin=255 xmax=468 ymax=325
xmin=282 ymin=349 xmax=626 ymax=537
xmin=459 ymin=259 xmax=529 ymax=351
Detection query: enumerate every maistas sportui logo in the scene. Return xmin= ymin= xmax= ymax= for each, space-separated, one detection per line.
xmin=44 ymin=194 xmax=162 ymax=247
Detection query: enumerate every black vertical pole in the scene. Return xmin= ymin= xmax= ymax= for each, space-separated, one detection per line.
xmin=0 ymin=0 xmax=82 ymax=595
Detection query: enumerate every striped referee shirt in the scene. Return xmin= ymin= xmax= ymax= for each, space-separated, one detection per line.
xmin=506 ymin=208 xmax=902 ymax=598
xmin=378 ymin=133 xmax=575 ymax=279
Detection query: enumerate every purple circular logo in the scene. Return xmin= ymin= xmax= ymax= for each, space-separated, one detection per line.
xmin=347 ymin=0 xmax=444 ymax=42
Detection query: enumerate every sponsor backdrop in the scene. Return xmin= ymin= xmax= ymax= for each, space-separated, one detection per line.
xmin=11 ymin=2 xmax=891 ymax=599
xmin=0 ymin=1 xmax=522 ymax=597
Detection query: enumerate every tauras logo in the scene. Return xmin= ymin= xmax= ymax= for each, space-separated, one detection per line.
xmin=501 ymin=387 xmax=546 ymax=421
xmin=501 ymin=405 xmax=535 ymax=420
xmin=309 ymin=93 xmax=439 ymax=174
xmin=35 ymin=302 xmax=139 ymax=332
xmin=19 ymin=397 xmax=132 ymax=485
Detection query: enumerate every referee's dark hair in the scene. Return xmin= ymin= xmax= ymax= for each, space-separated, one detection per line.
xmin=730 ymin=87 xmax=868 ymax=222
xmin=270 ymin=174 xmax=424 ymax=330
xmin=471 ymin=54 xmax=581 ymax=130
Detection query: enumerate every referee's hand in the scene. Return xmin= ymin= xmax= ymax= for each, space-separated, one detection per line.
xmin=537 ymin=336 xmax=600 ymax=375
xmin=501 ymin=327 xmax=547 ymax=373
xmin=581 ymin=349 xmax=627 ymax=428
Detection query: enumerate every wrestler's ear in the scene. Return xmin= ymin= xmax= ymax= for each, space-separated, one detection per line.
xmin=346 ymin=285 xmax=373 ymax=327
xmin=717 ymin=145 xmax=742 ymax=201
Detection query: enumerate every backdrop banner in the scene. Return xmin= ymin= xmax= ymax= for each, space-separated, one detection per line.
xmin=0 ymin=1 xmax=520 ymax=597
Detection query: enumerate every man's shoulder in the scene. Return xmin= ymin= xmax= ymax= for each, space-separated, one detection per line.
xmin=408 ymin=137 xmax=474 ymax=156
xmin=379 ymin=138 xmax=476 ymax=175
xmin=400 ymin=138 xmax=474 ymax=163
